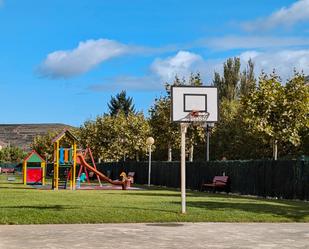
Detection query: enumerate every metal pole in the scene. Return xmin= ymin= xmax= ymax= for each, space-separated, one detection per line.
xmin=206 ymin=125 xmax=210 ymax=161
xmin=181 ymin=123 xmax=187 ymax=214
xmin=148 ymin=145 xmax=152 ymax=186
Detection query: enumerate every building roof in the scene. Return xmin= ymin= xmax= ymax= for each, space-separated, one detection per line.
xmin=23 ymin=150 xmax=45 ymax=163
xmin=51 ymin=128 xmax=78 ymax=143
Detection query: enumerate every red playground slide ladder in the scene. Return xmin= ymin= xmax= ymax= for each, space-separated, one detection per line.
xmin=76 ymin=152 xmax=129 ymax=190
xmin=77 ymin=148 xmax=102 ymax=186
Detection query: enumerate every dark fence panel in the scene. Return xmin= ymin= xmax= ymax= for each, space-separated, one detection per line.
xmin=97 ymin=159 xmax=309 ymax=200
xmin=0 ymin=163 xmax=22 ymax=172
xmin=3 ymin=159 xmax=308 ymax=200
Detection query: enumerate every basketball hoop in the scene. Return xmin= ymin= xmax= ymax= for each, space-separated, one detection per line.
xmin=171 ymin=86 xmax=218 ymax=214
xmin=187 ymin=110 xmax=210 ymax=127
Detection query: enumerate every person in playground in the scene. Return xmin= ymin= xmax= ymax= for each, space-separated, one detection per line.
xmin=80 ymin=172 xmax=87 ymax=183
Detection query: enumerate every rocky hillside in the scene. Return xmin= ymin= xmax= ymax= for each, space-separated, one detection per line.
xmin=0 ymin=124 xmax=72 ymax=149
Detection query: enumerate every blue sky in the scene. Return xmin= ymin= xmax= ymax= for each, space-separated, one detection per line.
xmin=1 ymin=0 xmax=309 ymax=126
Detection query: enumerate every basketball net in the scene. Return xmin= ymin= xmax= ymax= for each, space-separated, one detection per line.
xmin=187 ymin=110 xmax=210 ymax=127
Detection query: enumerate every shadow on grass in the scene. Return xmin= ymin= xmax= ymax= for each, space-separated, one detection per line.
xmin=3 ymin=204 xmax=178 ymax=215
xmin=104 ymin=192 xmax=182 ymax=197
xmin=1 ymin=205 xmax=76 ymax=211
xmin=183 ymin=200 xmax=309 ymax=222
xmin=0 ymin=185 xmax=33 ymax=190
xmin=110 ymin=205 xmax=179 ymax=214
xmin=110 ymin=191 xmax=252 ymax=199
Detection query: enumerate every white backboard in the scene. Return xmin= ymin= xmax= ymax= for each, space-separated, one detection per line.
xmin=171 ymin=86 xmax=218 ymax=122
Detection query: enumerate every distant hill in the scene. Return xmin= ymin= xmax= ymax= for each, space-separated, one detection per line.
xmin=0 ymin=123 xmax=73 ymax=149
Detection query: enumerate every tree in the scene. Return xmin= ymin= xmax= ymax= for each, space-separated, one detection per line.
xmin=126 ymin=112 xmax=151 ymax=160
xmin=213 ymin=57 xmax=241 ymax=101
xmin=108 ymin=90 xmax=136 ymax=116
xmin=0 ymin=146 xmax=26 ymax=163
xmin=151 ymin=75 xmax=185 ymax=161
xmin=79 ymin=120 xmax=99 ymax=157
xmin=210 ymin=98 xmax=271 ymax=160
xmin=149 ymin=96 xmax=180 ymax=161
xmin=240 ymin=59 xmax=256 ymax=96
xmin=188 ymin=72 xmax=203 ymax=87
xmin=31 ymin=131 xmax=57 ymax=161
xmin=282 ymin=72 xmax=309 ymax=146
xmin=242 ymin=72 xmax=309 ymax=159
xmin=79 ymin=112 xmax=150 ymax=162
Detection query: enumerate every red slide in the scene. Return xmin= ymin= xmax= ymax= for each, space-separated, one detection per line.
xmin=76 ymin=154 xmax=125 ymax=187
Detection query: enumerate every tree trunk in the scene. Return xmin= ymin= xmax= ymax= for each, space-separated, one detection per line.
xmin=273 ymin=140 xmax=278 ymax=160
xmin=189 ymin=144 xmax=194 ymax=162
xmin=136 ymin=152 xmax=139 ymax=162
xmin=168 ymin=144 xmax=172 ymax=161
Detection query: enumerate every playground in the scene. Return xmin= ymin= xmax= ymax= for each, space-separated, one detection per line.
xmin=19 ymin=129 xmax=135 ymax=191
xmin=1 ymin=132 xmax=309 ymax=225
xmin=0 ymin=92 xmax=308 ymax=225
xmin=0 ymin=89 xmax=307 ymax=227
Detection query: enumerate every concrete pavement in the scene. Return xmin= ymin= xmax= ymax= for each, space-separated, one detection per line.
xmin=0 ymin=223 xmax=309 ymax=249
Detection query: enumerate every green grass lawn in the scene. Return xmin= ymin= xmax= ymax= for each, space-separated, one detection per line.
xmin=0 ymin=174 xmax=309 ymax=224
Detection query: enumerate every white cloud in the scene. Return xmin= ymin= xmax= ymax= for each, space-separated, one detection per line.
xmin=151 ymin=49 xmax=309 ymax=85
xmin=38 ymin=39 xmax=180 ymax=79
xmin=88 ymin=75 xmax=162 ymax=92
xmin=88 ymin=51 xmax=219 ymax=92
xmin=38 ymin=39 xmax=129 ymax=78
xmin=239 ymin=49 xmax=309 ymax=80
xmin=89 ymin=48 xmax=309 ymax=92
xmin=243 ymin=0 xmax=309 ymax=31
xmin=150 ymin=51 xmax=205 ymax=81
xmin=201 ymin=36 xmax=309 ymax=51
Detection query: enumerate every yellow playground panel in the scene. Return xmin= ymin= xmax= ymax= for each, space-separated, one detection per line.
xmin=51 ymin=129 xmax=78 ymax=190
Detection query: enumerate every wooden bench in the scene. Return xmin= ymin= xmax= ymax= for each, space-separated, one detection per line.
xmin=201 ymin=176 xmax=230 ymax=193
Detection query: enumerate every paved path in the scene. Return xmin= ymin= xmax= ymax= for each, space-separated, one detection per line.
xmin=0 ymin=223 xmax=309 ymax=249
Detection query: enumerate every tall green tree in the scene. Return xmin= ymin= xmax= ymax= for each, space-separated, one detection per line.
xmin=242 ymin=72 xmax=309 ymax=159
xmin=210 ymin=59 xmax=272 ymax=160
xmin=188 ymin=72 xmax=203 ymax=86
xmin=0 ymin=146 xmax=26 ymax=163
xmin=164 ymin=75 xmax=185 ymax=97
xmin=152 ymin=75 xmax=185 ymax=161
xmin=213 ymin=57 xmax=241 ymax=101
xmin=240 ymin=59 xmax=256 ymax=96
xmin=31 ymin=131 xmax=57 ymax=161
xmin=282 ymin=73 xmax=309 ymax=146
xmin=210 ymin=98 xmax=271 ymax=160
xmin=149 ymin=96 xmax=180 ymax=161
xmin=108 ymin=90 xmax=136 ymax=116
xmin=79 ymin=112 xmax=150 ymax=162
